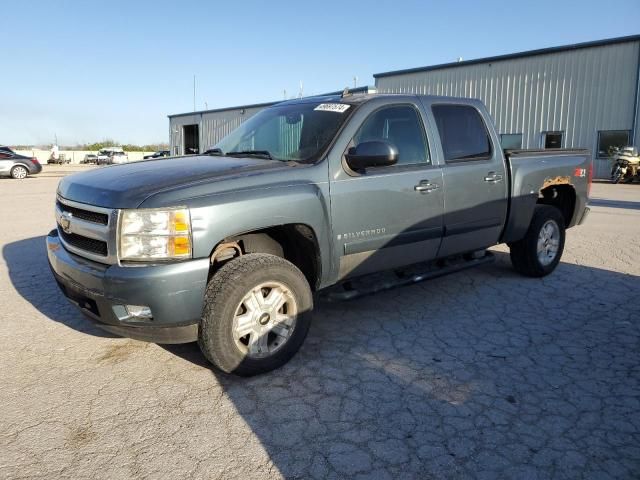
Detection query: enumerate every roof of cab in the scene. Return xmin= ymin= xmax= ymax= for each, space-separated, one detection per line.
xmin=168 ymin=86 xmax=377 ymax=118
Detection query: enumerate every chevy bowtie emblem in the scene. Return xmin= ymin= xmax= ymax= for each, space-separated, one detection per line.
xmin=60 ymin=211 xmax=73 ymax=234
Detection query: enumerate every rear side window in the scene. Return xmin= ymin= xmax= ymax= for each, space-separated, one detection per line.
xmin=354 ymin=105 xmax=430 ymax=166
xmin=432 ymin=104 xmax=492 ymax=162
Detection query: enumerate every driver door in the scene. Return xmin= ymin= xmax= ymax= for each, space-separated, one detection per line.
xmin=329 ymin=100 xmax=444 ymax=279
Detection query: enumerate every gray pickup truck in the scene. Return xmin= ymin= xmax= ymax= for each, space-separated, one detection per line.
xmin=47 ymin=92 xmax=591 ymax=375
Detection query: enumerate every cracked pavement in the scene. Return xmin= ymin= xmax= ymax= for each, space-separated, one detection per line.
xmin=1 ymin=177 xmax=639 ymax=479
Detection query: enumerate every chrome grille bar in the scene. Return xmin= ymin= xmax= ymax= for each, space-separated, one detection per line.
xmin=56 ymin=196 xmax=119 ymax=264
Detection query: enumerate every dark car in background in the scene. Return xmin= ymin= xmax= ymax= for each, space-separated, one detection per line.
xmin=143 ymin=150 xmax=170 ymax=159
xmin=0 ymin=146 xmax=42 ymax=179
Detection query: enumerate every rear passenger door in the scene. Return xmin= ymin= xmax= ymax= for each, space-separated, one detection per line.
xmin=427 ymin=102 xmax=508 ymax=257
xmin=329 ymin=100 xmax=444 ymax=279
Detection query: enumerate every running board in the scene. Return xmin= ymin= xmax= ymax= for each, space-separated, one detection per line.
xmin=320 ymin=252 xmax=495 ymax=302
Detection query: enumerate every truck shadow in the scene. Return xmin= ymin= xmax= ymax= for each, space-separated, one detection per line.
xmin=160 ymin=251 xmax=639 ymax=478
xmin=2 ymin=235 xmax=118 ymax=338
xmin=589 ymin=198 xmax=640 ymax=210
xmin=5 ymin=236 xmax=639 ymax=477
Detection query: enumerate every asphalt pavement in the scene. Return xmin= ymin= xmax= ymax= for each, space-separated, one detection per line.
xmin=1 ymin=176 xmax=638 ymax=479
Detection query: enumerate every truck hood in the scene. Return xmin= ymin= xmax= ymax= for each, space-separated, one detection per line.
xmin=57 ymin=156 xmax=289 ymax=208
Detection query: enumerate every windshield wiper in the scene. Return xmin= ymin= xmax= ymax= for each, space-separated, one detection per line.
xmin=226 ymin=150 xmax=273 ymax=160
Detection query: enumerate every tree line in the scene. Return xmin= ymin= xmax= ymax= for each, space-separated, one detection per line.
xmin=12 ymin=139 xmax=169 ymax=152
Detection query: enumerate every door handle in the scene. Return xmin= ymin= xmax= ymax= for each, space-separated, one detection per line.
xmin=414 ymin=181 xmax=440 ymax=193
xmin=484 ymin=172 xmax=503 ymax=183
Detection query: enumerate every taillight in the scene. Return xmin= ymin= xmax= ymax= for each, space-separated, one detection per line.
xmin=32 ymin=157 xmax=39 ymax=164
xmin=587 ymin=161 xmax=593 ymax=197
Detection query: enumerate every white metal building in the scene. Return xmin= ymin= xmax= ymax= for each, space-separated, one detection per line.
xmin=168 ymin=87 xmax=376 ymax=156
xmin=168 ymin=36 xmax=639 ymax=178
xmin=168 ymin=101 xmax=276 ymax=156
xmin=374 ymin=35 xmax=640 ymax=178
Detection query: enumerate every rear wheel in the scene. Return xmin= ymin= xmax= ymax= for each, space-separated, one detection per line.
xmin=198 ymin=253 xmax=313 ymax=376
xmin=509 ymin=205 xmax=565 ymax=277
xmin=10 ymin=165 xmax=28 ymax=179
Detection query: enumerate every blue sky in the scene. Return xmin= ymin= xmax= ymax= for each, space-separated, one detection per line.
xmin=2 ymin=0 xmax=639 ymax=146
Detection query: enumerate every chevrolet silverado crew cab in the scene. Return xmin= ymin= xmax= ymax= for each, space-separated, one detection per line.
xmin=48 ymin=92 xmax=591 ymax=376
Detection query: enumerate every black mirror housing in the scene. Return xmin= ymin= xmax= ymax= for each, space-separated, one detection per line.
xmin=345 ymin=141 xmax=399 ymax=170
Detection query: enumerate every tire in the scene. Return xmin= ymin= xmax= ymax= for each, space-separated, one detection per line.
xmin=198 ymin=253 xmax=313 ymax=376
xmin=509 ymin=205 xmax=565 ymax=278
xmin=10 ymin=165 xmax=28 ymax=179
xmin=611 ymin=166 xmax=623 ymax=184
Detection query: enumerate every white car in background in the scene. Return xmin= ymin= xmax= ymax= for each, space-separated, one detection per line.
xmin=96 ymin=147 xmax=126 ymax=165
xmin=110 ymin=151 xmax=129 ymax=164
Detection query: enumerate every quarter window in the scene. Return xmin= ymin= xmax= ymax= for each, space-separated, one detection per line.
xmin=353 ymin=105 xmax=429 ymax=165
xmin=432 ymin=105 xmax=492 ymax=162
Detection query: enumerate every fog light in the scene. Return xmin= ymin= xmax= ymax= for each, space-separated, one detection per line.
xmin=126 ymin=305 xmax=153 ymax=319
xmin=113 ymin=304 xmax=153 ymax=322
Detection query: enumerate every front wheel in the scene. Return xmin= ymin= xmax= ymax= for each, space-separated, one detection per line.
xmin=198 ymin=253 xmax=313 ymax=376
xmin=509 ymin=205 xmax=566 ymax=277
xmin=611 ymin=165 xmax=623 ymax=184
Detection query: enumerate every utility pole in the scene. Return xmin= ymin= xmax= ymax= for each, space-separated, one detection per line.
xmin=353 ymin=76 xmax=358 ymax=88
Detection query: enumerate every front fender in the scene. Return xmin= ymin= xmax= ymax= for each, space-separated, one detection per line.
xmin=185 ymin=182 xmax=333 ymax=287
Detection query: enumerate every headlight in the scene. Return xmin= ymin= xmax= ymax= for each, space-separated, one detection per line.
xmin=119 ymin=208 xmax=192 ymax=261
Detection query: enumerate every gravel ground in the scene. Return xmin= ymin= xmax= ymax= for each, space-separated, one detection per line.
xmin=1 ymin=176 xmax=639 ymax=479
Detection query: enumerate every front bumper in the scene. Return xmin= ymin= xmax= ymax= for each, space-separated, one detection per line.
xmin=46 ymin=229 xmax=208 ymax=343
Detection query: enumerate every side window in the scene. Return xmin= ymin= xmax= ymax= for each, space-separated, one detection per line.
xmin=0 ymin=153 xmax=11 ymax=159
xmin=353 ymin=105 xmax=430 ymax=166
xmin=432 ymin=104 xmax=492 ymax=162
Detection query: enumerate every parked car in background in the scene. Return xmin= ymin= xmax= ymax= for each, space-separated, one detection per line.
xmin=82 ymin=154 xmax=98 ymax=164
xmin=97 ymin=147 xmax=125 ymax=165
xmin=47 ymin=153 xmax=71 ymax=165
xmin=144 ymin=150 xmax=170 ymax=159
xmin=0 ymin=146 xmax=42 ymax=179
xmin=110 ymin=151 xmax=129 ymax=164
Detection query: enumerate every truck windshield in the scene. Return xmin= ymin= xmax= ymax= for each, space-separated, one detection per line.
xmin=214 ymin=102 xmax=353 ymax=162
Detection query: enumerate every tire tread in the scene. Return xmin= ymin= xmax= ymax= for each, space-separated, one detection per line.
xmin=509 ymin=205 xmax=566 ymax=278
xmin=199 ymin=253 xmax=312 ymax=376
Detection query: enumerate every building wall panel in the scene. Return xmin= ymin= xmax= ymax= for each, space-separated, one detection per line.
xmin=376 ymin=41 xmax=640 ymax=177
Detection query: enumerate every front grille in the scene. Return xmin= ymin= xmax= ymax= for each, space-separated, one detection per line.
xmin=56 ymin=200 xmax=109 ymax=225
xmin=59 ymin=229 xmax=108 ymax=256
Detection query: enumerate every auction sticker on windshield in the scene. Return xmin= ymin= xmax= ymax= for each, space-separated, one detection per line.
xmin=314 ymin=103 xmax=351 ymax=113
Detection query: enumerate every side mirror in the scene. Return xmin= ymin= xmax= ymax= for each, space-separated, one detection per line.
xmin=345 ymin=141 xmax=398 ymax=170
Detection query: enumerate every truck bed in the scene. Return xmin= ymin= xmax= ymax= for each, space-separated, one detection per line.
xmin=501 ymin=148 xmax=591 ymax=244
